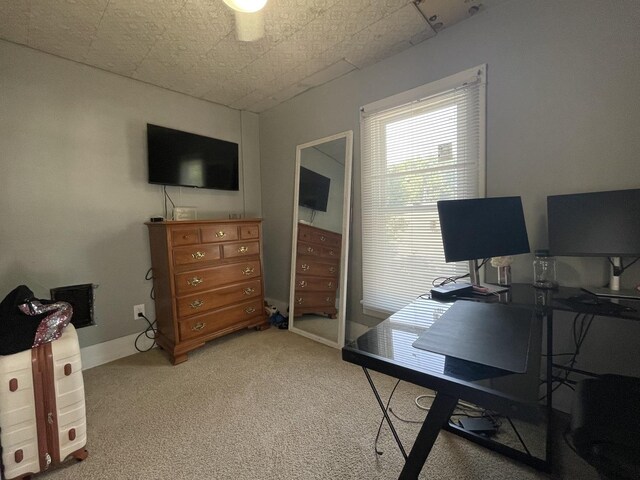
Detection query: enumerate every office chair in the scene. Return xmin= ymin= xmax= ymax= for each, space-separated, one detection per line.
xmin=568 ymin=374 xmax=640 ymax=479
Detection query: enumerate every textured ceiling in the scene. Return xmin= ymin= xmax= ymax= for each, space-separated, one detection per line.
xmin=0 ymin=0 xmax=505 ymax=113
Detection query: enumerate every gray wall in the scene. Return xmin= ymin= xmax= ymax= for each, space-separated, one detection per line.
xmin=0 ymin=40 xmax=261 ymax=347
xmin=259 ymin=1 xmax=640 ymax=408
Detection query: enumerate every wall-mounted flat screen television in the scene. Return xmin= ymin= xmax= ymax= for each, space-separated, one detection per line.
xmin=147 ymin=124 xmax=239 ymax=190
xmin=298 ymin=166 xmax=330 ymax=212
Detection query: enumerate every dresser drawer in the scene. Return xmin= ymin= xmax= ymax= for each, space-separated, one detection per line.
xmin=296 ymin=258 xmax=338 ymax=278
xmin=298 ymin=226 xmax=312 ymax=243
xmin=201 ymin=224 xmax=239 ymax=243
xmin=171 ymin=228 xmax=200 ymax=246
xmin=293 ymin=292 xmax=336 ymax=309
xmin=298 ymin=224 xmax=341 ymax=247
xmin=175 ymin=260 xmax=261 ymax=295
xmin=178 ymin=299 xmax=263 ymax=341
xmin=173 ymin=244 xmax=221 ymax=267
xmin=321 ymin=246 xmax=341 ymax=261
xmin=176 ymin=279 xmax=262 ymax=318
xmin=222 ymin=241 xmax=260 ymax=259
xmin=311 ymin=230 xmax=340 ymax=248
xmin=294 ymin=276 xmax=338 ymax=292
xmin=240 ymin=224 xmax=260 ymax=239
xmin=297 ymin=241 xmax=321 ymax=257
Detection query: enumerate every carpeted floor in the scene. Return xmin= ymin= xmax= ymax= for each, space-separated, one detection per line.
xmin=40 ymin=327 xmax=598 ymax=479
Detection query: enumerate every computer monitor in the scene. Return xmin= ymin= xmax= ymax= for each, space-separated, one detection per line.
xmin=547 ymin=188 xmax=640 ymax=299
xmin=437 ymin=196 xmax=531 ymax=285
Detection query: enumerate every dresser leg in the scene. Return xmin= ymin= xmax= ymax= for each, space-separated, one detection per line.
xmin=253 ymin=320 xmax=270 ymax=331
xmin=171 ymin=353 xmax=188 ymax=365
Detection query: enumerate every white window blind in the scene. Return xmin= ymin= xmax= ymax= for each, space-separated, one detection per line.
xmin=360 ymin=66 xmax=486 ymax=317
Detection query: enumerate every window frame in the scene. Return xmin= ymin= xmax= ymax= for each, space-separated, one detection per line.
xmin=360 ymin=65 xmax=487 ymax=319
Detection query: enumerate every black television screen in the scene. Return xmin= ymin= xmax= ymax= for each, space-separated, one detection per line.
xmin=147 ymin=124 xmax=239 ymax=190
xmin=548 ymin=188 xmax=640 ymax=257
xmin=299 ymin=166 xmax=330 ymax=212
xmin=437 ymin=196 xmax=530 ymax=262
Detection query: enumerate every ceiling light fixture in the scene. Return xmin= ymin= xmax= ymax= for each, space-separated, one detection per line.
xmin=223 ymin=0 xmax=268 ymax=41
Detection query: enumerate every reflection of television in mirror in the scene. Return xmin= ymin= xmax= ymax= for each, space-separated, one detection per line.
xmin=299 ymin=166 xmax=330 ymax=212
xmin=147 ymin=124 xmax=239 ymax=190
xmin=547 ymin=188 xmax=640 ymax=299
xmin=437 ymin=196 xmax=531 ymax=286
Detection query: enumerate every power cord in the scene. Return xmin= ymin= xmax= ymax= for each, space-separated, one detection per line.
xmin=540 ymin=312 xmax=594 ymax=399
xmin=431 ymin=273 xmax=470 ymax=287
xmin=135 ymin=267 xmax=157 ymax=352
xmin=134 ymin=312 xmax=157 ymax=352
xmin=145 ymin=267 xmax=155 ymax=300
xmin=163 ymin=185 xmax=175 ymax=219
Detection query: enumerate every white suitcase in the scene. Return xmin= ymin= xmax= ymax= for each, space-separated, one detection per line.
xmin=0 ymin=324 xmax=88 ymax=479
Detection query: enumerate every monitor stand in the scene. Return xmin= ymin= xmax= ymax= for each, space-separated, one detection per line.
xmin=583 ymin=257 xmax=640 ymax=300
xmin=468 ymin=259 xmax=510 ymax=295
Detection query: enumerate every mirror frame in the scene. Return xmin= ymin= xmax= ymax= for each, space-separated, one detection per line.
xmin=288 ymin=130 xmax=353 ymax=348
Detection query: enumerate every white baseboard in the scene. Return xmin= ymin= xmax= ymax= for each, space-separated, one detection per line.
xmin=80 ymin=332 xmax=154 ymax=370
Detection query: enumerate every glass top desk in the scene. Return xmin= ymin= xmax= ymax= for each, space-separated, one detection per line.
xmin=342 ymin=284 xmax=640 ymax=479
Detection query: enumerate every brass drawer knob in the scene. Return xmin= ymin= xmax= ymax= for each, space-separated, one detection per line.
xmin=307 ymin=247 xmax=315 ymax=253
xmin=327 ymin=281 xmax=334 ymax=288
xmin=216 ymin=230 xmax=226 ymax=238
xmin=320 ymin=235 xmax=326 ymax=242
xmin=238 ymin=245 xmax=249 ymax=253
xmin=187 ymin=277 xmax=203 ymax=286
xmin=329 ymin=266 xmax=336 ymax=273
xmin=326 ymin=297 xmax=332 ymax=303
xmin=297 ymin=280 xmax=307 ymax=288
xmin=301 ymin=263 xmax=310 ymax=271
xmin=190 ymin=300 xmax=204 ymax=309
xmin=182 ymin=234 xmax=191 ymax=240
xmin=329 ymin=250 xmax=336 ymax=256
xmin=243 ymin=287 xmax=255 ymax=295
xmin=296 ymin=297 xmax=304 ymax=304
xmin=191 ymin=251 xmax=206 ymax=259
xmin=242 ymin=266 xmax=255 ymax=276
xmin=245 ymin=307 xmax=256 ymax=314
xmin=192 ymin=322 xmax=206 ymax=331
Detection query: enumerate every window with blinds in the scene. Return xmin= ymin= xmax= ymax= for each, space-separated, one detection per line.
xmin=360 ymin=66 xmax=486 ymax=317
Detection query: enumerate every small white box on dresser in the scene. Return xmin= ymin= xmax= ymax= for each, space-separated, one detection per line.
xmin=172 ymin=206 xmax=197 ymax=221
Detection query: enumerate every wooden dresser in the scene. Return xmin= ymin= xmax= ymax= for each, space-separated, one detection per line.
xmin=146 ymin=219 xmax=267 ymax=364
xmin=293 ymin=223 xmax=342 ymax=319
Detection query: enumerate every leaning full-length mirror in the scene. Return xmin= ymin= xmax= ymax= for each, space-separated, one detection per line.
xmin=289 ymin=131 xmax=353 ymax=348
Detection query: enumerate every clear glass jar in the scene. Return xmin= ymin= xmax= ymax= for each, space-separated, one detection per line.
xmin=533 ymin=249 xmax=558 ymax=289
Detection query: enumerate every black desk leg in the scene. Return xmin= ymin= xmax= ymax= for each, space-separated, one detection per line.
xmin=399 ymin=392 xmax=458 ymax=480
xmin=362 ymin=367 xmax=408 ymax=459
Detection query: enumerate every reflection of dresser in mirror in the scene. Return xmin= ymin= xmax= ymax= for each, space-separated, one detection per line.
xmin=294 ymin=223 xmax=341 ymax=318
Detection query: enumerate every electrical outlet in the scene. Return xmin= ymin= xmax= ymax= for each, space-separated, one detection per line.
xmin=133 ymin=304 xmax=145 ymax=321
